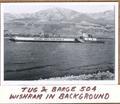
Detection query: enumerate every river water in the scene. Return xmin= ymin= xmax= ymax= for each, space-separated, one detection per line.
xmin=4 ymin=38 xmax=115 ymax=80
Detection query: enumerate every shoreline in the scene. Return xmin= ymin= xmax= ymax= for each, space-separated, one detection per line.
xmin=41 ymin=70 xmax=114 ymax=80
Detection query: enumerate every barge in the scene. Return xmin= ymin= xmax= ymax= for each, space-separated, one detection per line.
xmin=9 ymin=37 xmax=79 ymax=43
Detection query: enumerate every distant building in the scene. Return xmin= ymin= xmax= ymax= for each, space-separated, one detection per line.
xmin=4 ymin=30 xmax=11 ymax=37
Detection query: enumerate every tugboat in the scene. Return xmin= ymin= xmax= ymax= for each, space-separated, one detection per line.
xmin=75 ymin=33 xmax=105 ymax=43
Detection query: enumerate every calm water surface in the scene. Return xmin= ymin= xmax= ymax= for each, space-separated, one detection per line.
xmin=4 ymin=38 xmax=115 ymax=80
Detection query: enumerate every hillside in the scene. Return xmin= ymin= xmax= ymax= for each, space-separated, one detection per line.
xmin=4 ymin=8 xmax=115 ymax=38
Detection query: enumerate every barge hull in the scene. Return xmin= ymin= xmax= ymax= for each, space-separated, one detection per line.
xmin=10 ymin=37 xmax=81 ymax=43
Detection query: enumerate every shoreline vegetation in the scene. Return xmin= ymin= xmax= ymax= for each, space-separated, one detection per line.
xmin=38 ymin=63 xmax=114 ymax=80
xmin=42 ymin=71 xmax=114 ymax=80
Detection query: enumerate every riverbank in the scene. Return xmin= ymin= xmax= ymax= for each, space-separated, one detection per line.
xmin=43 ymin=71 xmax=114 ymax=80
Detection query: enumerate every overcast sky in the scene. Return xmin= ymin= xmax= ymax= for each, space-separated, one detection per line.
xmin=2 ymin=2 xmax=116 ymax=14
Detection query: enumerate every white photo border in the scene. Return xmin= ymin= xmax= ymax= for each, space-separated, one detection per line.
xmin=0 ymin=2 xmax=119 ymax=86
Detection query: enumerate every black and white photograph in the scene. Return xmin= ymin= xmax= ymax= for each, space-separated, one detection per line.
xmin=1 ymin=2 xmax=118 ymax=82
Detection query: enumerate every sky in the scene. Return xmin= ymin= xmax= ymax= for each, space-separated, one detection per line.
xmin=2 ymin=2 xmax=116 ymax=14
